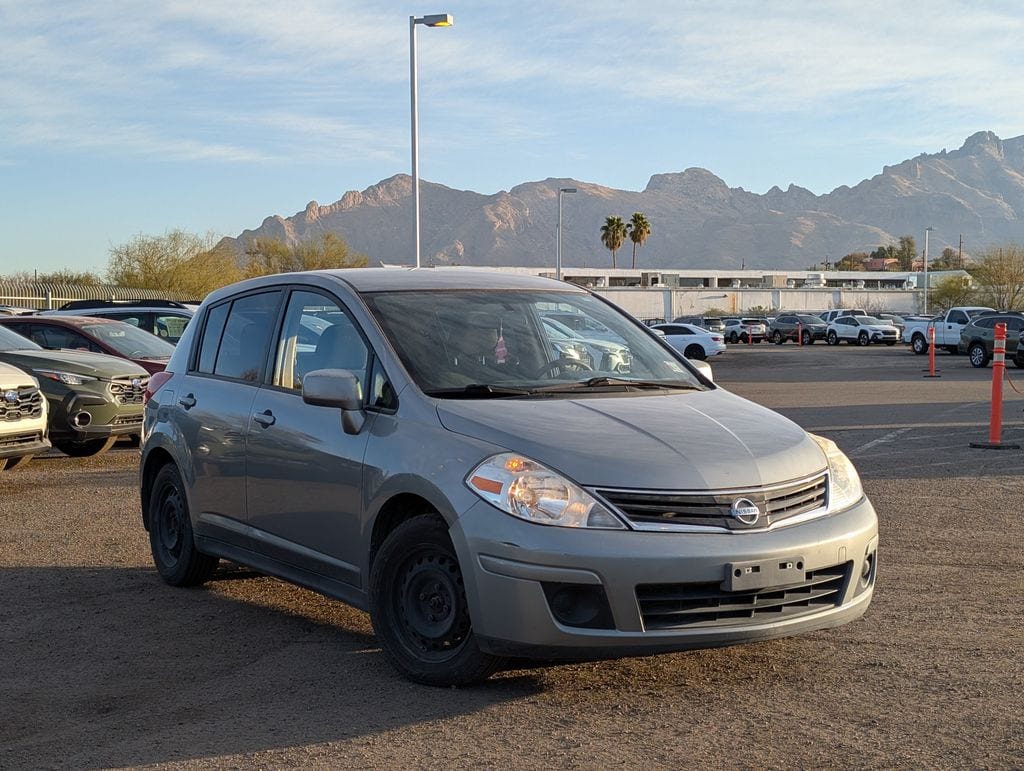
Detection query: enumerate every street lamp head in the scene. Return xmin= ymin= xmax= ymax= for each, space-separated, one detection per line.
xmin=560 ymin=187 xmax=577 ymax=194
xmin=416 ymin=13 xmax=454 ymax=26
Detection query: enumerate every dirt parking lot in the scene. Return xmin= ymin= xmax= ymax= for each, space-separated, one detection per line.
xmin=1 ymin=344 xmax=1022 ymax=768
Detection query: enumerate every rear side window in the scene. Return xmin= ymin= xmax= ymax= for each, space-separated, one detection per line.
xmin=196 ymin=303 xmax=229 ymax=373
xmin=213 ymin=292 xmax=282 ymax=382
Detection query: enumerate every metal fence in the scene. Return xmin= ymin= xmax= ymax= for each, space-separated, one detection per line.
xmin=0 ymin=282 xmax=200 ymax=310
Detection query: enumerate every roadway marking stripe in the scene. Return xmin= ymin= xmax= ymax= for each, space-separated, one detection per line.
xmin=850 ymin=427 xmax=913 ymax=456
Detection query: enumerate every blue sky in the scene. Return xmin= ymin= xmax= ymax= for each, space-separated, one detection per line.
xmin=2 ymin=0 xmax=1022 ymax=275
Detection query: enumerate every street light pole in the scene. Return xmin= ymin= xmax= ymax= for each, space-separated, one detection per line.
xmin=556 ymin=187 xmax=576 ymax=280
xmin=923 ymin=226 xmax=933 ymax=315
xmin=410 ymin=13 xmax=453 ymax=269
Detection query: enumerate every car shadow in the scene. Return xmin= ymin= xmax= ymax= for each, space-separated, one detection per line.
xmin=0 ymin=565 xmax=543 ymax=768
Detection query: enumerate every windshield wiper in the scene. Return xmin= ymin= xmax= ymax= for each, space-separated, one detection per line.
xmin=532 ymin=377 xmax=699 ymax=393
xmin=424 ymin=383 xmax=537 ymax=399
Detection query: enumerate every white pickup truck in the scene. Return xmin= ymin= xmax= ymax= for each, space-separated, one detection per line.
xmin=903 ymin=306 xmax=996 ymax=354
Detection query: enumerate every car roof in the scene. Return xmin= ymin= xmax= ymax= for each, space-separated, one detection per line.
xmin=0 ymin=315 xmax=124 ymax=328
xmin=332 ymin=268 xmax=576 ymax=293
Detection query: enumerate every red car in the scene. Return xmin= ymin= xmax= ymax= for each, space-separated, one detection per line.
xmin=0 ymin=316 xmax=174 ymax=374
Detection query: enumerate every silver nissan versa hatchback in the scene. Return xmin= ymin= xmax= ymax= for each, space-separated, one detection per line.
xmin=140 ymin=269 xmax=877 ymax=686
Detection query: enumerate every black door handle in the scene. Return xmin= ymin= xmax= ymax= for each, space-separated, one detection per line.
xmin=253 ymin=410 xmax=276 ymax=428
xmin=178 ymin=394 xmax=196 ymax=409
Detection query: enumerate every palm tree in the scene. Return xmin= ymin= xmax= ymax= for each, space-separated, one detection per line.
xmin=600 ymin=216 xmax=627 ymax=268
xmin=626 ymin=212 xmax=651 ymax=269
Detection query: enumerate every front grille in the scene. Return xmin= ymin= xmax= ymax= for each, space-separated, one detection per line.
xmin=0 ymin=385 xmax=44 ymax=421
xmin=0 ymin=431 xmax=44 ymax=449
xmin=112 ymin=414 xmax=143 ymax=426
xmin=595 ymin=473 xmax=828 ymax=532
xmin=637 ymin=563 xmax=851 ymax=630
xmin=109 ymin=376 xmax=149 ymax=405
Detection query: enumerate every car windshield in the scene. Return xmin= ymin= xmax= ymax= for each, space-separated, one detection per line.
xmin=82 ymin=323 xmax=175 ymax=359
xmin=856 ymin=316 xmax=881 ymax=324
xmin=364 ymin=289 xmax=704 ymax=396
xmin=0 ymin=325 xmax=42 ymax=351
xmin=797 ymin=315 xmax=822 ymax=324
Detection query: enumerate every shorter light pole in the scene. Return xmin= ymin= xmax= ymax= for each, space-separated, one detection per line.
xmin=556 ymin=187 xmax=576 ymax=280
xmin=923 ymin=226 xmax=933 ymax=315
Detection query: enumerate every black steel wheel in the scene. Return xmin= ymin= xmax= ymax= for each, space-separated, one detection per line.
xmin=147 ymin=464 xmax=218 ymax=586
xmin=370 ymin=515 xmax=505 ymax=686
xmin=53 ymin=436 xmax=117 ymax=457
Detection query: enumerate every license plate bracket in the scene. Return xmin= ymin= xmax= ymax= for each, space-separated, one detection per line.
xmin=723 ymin=556 xmax=806 ymax=592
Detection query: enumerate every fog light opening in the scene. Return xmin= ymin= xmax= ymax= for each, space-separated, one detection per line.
xmin=72 ymin=411 xmax=92 ymax=427
xmin=542 ymin=582 xmax=615 ymax=630
xmin=860 ymin=551 xmax=876 ymax=589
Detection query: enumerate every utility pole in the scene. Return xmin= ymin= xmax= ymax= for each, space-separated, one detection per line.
xmin=959 ymin=234 xmax=964 ymax=270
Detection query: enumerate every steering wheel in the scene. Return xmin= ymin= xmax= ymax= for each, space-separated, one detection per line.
xmin=532 ymin=357 xmax=594 ymax=379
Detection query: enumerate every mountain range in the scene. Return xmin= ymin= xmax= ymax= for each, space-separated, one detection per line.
xmin=219 ymin=131 xmax=1024 ymax=270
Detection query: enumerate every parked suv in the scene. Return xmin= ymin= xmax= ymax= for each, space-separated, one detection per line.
xmin=672 ymin=315 xmax=725 ymax=333
xmin=722 ymin=317 xmax=767 ymax=343
xmin=820 ymin=308 xmax=867 ymax=324
xmin=0 ymin=324 xmax=149 ymax=456
xmin=826 ymin=316 xmax=900 ymax=346
xmin=0 ymin=362 xmax=50 ymax=470
xmin=958 ymin=313 xmax=1024 ymax=368
xmin=768 ymin=314 xmax=827 ymax=344
xmin=140 ymin=268 xmax=877 ymax=687
xmin=41 ymin=299 xmax=196 ymax=344
xmin=0 ymin=316 xmax=174 ymax=374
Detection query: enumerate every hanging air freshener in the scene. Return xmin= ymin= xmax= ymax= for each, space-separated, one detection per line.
xmin=494 ymin=321 xmax=508 ymax=364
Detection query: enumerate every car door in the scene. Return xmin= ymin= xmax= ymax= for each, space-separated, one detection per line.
xmin=176 ymin=290 xmax=283 ymax=544
xmin=244 ymin=288 xmax=375 ymax=586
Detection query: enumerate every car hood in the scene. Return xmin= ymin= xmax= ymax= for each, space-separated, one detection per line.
xmin=863 ymin=325 xmax=897 ymax=332
xmin=437 ymin=388 xmax=826 ymax=490
xmin=0 ymin=348 xmax=149 ymax=378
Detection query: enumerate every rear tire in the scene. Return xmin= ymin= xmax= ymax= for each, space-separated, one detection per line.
xmin=968 ymin=342 xmax=990 ymax=368
xmin=369 ymin=514 xmax=505 ymax=686
xmin=684 ymin=344 xmax=706 ymax=360
xmin=773 ymin=331 xmax=784 ymax=345
xmin=53 ymin=436 xmax=117 ymax=457
xmin=147 ymin=464 xmax=219 ymax=586
xmin=728 ymin=332 xmax=739 ymax=344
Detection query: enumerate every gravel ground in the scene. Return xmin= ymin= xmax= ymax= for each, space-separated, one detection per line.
xmin=1 ymin=345 xmax=1022 ymax=769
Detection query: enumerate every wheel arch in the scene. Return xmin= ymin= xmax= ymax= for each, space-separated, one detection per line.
xmin=140 ymin=446 xmax=177 ymax=531
xmin=368 ymin=492 xmax=448 ymax=574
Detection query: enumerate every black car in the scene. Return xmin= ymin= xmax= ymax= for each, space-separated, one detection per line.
xmin=768 ymin=314 xmax=828 ymax=344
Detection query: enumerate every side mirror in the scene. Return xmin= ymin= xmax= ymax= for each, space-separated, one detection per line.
xmin=690 ymin=359 xmax=714 ymax=383
xmin=302 ymin=369 xmax=365 ymax=434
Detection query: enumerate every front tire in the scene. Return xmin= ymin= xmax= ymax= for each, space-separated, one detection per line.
xmin=858 ymin=331 xmax=870 ymax=346
xmin=369 ymin=515 xmax=505 ymax=686
xmin=53 ymin=436 xmax=117 ymax=457
xmin=827 ymin=331 xmax=838 ymax=345
xmin=968 ymin=342 xmax=990 ymax=368
xmin=773 ymin=331 xmax=784 ymax=345
xmin=148 ymin=464 xmax=219 ymax=586
xmin=801 ymin=331 xmax=813 ymax=345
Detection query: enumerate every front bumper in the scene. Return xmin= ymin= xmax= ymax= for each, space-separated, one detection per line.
xmin=452 ymin=496 xmax=878 ymax=658
xmin=48 ymin=392 xmax=143 ymax=442
xmin=0 ymin=431 xmax=51 ymax=460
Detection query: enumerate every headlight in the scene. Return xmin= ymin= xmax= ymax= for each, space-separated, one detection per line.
xmin=33 ymin=369 xmax=98 ymax=386
xmin=809 ymin=434 xmax=863 ymax=512
xmin=466 ymin=453 xmax=626 ymax=529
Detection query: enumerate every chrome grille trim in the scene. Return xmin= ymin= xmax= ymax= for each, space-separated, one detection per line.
xmin=109 ymin=375 xmax=149 ymax=406
xmin=592 ymin=471 xmax=830 ymax=533
xmin=0 ymin=385 xmax=44 ymax=421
